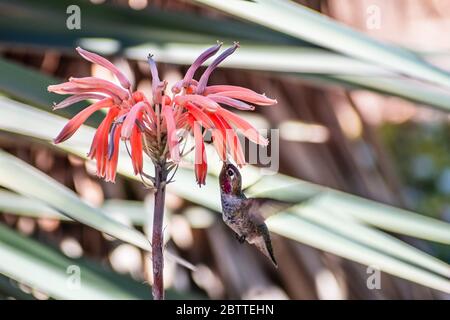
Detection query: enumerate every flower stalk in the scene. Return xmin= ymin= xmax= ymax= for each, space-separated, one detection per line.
xmin=152 ymin=160 xmax=167 ymax=300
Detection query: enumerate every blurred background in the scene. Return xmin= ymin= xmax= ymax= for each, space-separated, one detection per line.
xmin=0 ymin=0 xmax=450 ymax=300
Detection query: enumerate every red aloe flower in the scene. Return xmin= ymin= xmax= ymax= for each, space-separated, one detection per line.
xmin=171 ymin=42 xmax=276 ymax=184
xmin=49 ymin=48 xmax=148 ymax=183
xmin=49 ymin=43 xmax=276 ymax=186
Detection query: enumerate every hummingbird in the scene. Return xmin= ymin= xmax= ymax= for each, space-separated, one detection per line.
xmin=219 ymin=162 xmax=294 ymax=267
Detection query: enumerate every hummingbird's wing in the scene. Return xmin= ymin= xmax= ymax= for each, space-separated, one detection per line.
xmin=244 ymin=197 xmax=299 ymax=220
xmin=243 ymin=180 xmax=317 ymax=219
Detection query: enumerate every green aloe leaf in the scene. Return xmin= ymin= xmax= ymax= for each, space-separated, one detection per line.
xmin=0 ymin=190 xmax=65 ymax=221
xmin=0 ymin=97 xmax=193 ymax=271
xmin=195 ymin=0 xmax=450 ymax=89
xmin=0 ymin=223 xmax=139 ymax=299
xmin=0 ymin=274 xmax=35 ymax=300
xmin=0 ymin=190 xmax=148 ymax=226
xmin=1 ymin=95 xmax=450 ymax=292
xmin=0 ymin=0 xmax=301 ymax=48
xmin=302 ymin=73 xmax=450 ymax=113
xmin=0 ymin=58 xmax=104 ymax=126
xmin=0 ymin=222 xmax=189 ymax=299
xmin=315 ymin=191 xmax=450 ymax=245
xmin=0 ymin=149 xmax=153 ymax=253
xmin=3 ymin=0 xmax=450 ymax=113
xmin=246 ymin=174 xmax=450 ymax=245
xmin=268 ymin=213 xmax=450 ymax=294
xmin=295 ymin=204 xmax=450 ymax=278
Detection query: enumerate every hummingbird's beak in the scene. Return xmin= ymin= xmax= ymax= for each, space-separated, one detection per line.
xmin=221 ymin=161 xmax=227 ymax=173
xmin=222 ymin=159 xmax=230 ymax=168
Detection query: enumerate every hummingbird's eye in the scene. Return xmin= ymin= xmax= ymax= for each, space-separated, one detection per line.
xmin=227 ymin=169 xmax=234 ymax=177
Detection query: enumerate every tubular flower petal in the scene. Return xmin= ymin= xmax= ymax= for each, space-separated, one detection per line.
xmin=88 ymin=106 xmax=119 ymax=158
xmin=76 ymin=47 xmax=131 ymax=89
xmin=212 ymin=130 xmax=226 ymax=161
xmin=54 ymin=98 xmax=113 ymax=144
xmin=184 ymin=102 xmax=214 ymax=129
xmin=147 ymin=54 xmax=166 ymax=105
xmin=48 ymin=82 xmax=84 ymax=94
xmin=69 ymin=77 xmax=129 ymax=101
xmin=207 ymin=113 xmax=227 ymax=161
xmin=221 ymin=117 xmax=245 ymax=167
xmin=207 ymin=94 xmax=255 ymax=111
xmin=192 ymin=120 xmax=207 ymax=186
xmin=101 ymin=111 xmax=127 ymax=177
xmin=216 ymin=107 xmax=268 ymax=146
xmin=105 ymin=123 xmax=122 ymax=183
xmin=211 ymin=90 xmax=277 ymax=106
xmin=108 ymin=121 xmax=120 ymax=160
xmin=121 ymin=101 xmax=147 ymax=139
xmin=88 ymin=107 xmax=120 ymax=179
xmin=196 ymin=42 xmax=240 ymax=94
xmin=203 ymin=85 xmax=256 ymax=95
xmin=48 ymin=82 xmax=122 ymax=103
xmin=174 ymin=95 xmax=220 ymax=112
xmin=181 ymin=42 xmax=222 ymax=89
xmin=53 ymin=93 xmax=106 ymax=110
xmin=130 ymin=126 xmax=143 ymax=175
xmin=162 ymin=104 xmax=180 ymax=163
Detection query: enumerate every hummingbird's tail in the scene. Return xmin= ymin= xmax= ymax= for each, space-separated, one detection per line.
xmin=253 ymin=224 xmax=278 ymax=267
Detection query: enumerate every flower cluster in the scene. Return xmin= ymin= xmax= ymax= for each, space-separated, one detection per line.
xmin=48 ymin=43 xmax=277 ymax=185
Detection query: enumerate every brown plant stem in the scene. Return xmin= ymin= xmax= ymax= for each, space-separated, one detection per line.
xmin=152 ymin=161 xmax=166 ymax=300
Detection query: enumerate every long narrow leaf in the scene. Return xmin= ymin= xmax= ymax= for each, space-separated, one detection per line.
xmin=295 ymin=205 xmax=450 ymax=278
xmin=247 ymin=174 xmax=450 ymax=245
xmin=195 ymin=0 xmax=450 ymax=89
xmin=1 ymin=77 xmax=450 ymax=293
xmin=0 ymin=190 xmax=149 ymax=226
xmin=0 ymin=223 xmax=150 ymax=299
xmin=0 ymin=150 xmax=152 ymax=253
xmin=267 ymin=213 xmax=450 ymax=294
